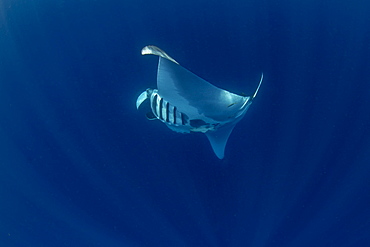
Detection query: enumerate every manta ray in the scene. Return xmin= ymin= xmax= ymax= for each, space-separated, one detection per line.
xmin=136 ymin=45 xmax=263 ymax=159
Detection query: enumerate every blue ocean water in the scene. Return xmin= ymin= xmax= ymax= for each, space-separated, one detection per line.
xmin=1 ymin=0 xmax=369 ymax=246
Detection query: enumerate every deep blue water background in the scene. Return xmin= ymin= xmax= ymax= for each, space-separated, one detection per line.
xmin=1 ymin=0 xmax=370 ymax=246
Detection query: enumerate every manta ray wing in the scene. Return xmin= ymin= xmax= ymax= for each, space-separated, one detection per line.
xmin=157 ymin=57 xmax=250 ymax=122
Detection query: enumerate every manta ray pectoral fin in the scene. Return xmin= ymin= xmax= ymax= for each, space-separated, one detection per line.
xmin=141 ymin=45 xmax=179 ymax=65
xmin=205 ymin=125 xmax=236 ymax=159
xmin=252 ymin=73 xmax=264 ymax=99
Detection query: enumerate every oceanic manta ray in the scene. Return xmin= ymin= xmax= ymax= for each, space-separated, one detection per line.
xmin=136 ymin=45 xmax=263 ymax=159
